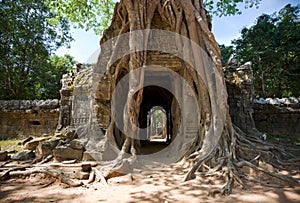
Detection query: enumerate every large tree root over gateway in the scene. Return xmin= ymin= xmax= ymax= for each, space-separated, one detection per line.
xmin=95 ymin=0 xmax=300 ymax=195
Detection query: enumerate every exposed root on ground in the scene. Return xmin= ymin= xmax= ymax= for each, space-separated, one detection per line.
xmin=0 ymin=166 xmax=83 ymax=187
xmin=0 ymin=129 xmax=299 ymax=194
xmin=183 ymin=125 xmax=300 ymax=195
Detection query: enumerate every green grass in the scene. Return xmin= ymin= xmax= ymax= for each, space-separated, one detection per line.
xmin=0 ymin=138 xmax=23 ymax=152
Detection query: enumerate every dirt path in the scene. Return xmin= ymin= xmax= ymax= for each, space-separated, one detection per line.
xmin=1 ymin=162 xmax=299 ymax=203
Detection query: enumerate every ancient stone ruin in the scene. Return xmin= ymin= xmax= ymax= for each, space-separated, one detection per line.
xmin=0 ymin=100 xmax=59 ymax=139
xmin=0 ymin=63 xmax=298 ymax=148
xmin=38 ymin=0 xmax=300 ymax=169
xmin=1 ymin=0 xmax=299 ymax=193
xmin=1 ymin=62 xmax=298 ymax=164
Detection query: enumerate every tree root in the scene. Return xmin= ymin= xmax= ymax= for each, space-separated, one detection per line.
xmin=87 ymin=170 xmax=95 ymax=184
xmin=183 ymin=127 xmax=300 ymax=195
xmin=0 ymin=160 xmax=13 ymax=168
xmin=39 ymin=180 xmax=56 ymax=188
xmin=1 ymin=166 xmax=83 ymax=187
xmin=94 ymin=168 xmax=108 ymax=186
xmin=0 ymin=166 xmax=32 ymax=181
xmin=235 ymin=160 xmax=299 ymax=186
xmin=37 ymin=155 xmax=54 ymax=165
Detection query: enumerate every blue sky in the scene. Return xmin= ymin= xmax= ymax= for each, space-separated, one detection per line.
xmin=56 ymin=0 xmax=298 ymax=63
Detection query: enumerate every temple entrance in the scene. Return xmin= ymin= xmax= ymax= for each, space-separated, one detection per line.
xmin=138 ymin=70 xmax=179 ymax=155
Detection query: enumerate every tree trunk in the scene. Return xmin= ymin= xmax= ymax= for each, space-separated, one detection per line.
xmin=94 ymin=0 xmax=299 ymax=193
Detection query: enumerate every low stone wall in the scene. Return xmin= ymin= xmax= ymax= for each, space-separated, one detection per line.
xmin=253 ymin=101 xmax=300 ymax=139
xmin=224 ymin=62 xmax=300 ymax=140
xmin=0 ymin=100 xmax=59 ymax=139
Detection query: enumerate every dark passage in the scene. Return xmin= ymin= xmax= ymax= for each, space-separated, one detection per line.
xmin=138 ymin=79 xmax=175 ymax=154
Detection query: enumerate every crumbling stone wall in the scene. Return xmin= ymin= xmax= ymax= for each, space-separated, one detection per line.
xmin=224 ymin=62 xmax=300 ymax=139
xmin=253 ymin=99 xmax=300 ymax=139
xmin=0 ymin=100 xmax=59 ymax=139
xmin=58 ymin=61 xmax=299 ymax=144
xmin=58 ymin=63 xmax=93 ymax=130
xmin=224 ymin=62 xmax=255 ymax=133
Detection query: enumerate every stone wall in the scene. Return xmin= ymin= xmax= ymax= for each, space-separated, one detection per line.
xmin=224 ymin=62 xmax=256 ymax=133
xmin=59 ymin=63 xmax=94 ymax=130
xmin=1 ymin=63 xmax=297 ymax=141
xmin=0 ymin=100 xmax=59 ymax=139
xmin=224 ymin=62 xmax=300 ymax=140
xmin=253 ymin=99 xmax=300 ymax=139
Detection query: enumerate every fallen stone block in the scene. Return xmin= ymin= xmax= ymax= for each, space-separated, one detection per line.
xmin=53 ymin=146 xmax=83 ymax=162
xmin=69 ymin=139 xmax=85 ymax=150
xmin=0 ymin=151 xmax=8 ymax=161
xmin=12 ymin=150 xmax=35 ymax=161
xmin=105 ymin=160 xmax=133 ymax=179
xmin=108 ymin=174 xmax=133 ymax=184
xmin=82 ymin=151 xmax=104 ymax=161
xmin=35 ymin=139 xmax=60 ymax=159
xmin=24 ymin=137 xmax=50 ymax=150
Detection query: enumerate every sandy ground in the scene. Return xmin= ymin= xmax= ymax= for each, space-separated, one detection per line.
xmin=0 ymin=161 xmax=299 ymax=203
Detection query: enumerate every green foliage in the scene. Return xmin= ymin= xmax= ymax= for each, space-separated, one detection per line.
xmin=232 ymin=4 xmax=300 ymax=98
xmin=219 ymin=44 xmax=234 ymax=66
xmin=46 ymin=0 xmax=261 ymax=36
xmin=155 ymin=108 xmax=163 ymax=129
xmin=46 ymin=0 xmax=116 ymax=36
xmin=0 ymin=0 xmax=73 ymax=100
xmin=35 ymin=54 xmax=76 ymax=99
xmin=204 ymin=0 xmax=261 ymax=17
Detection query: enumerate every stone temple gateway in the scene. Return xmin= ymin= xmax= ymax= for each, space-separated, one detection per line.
xmin=1 ymin=1 xmax=299 ymax=195
xmin=58 ymin=1 xmax=256 ymax=162
xmin=58 ymin=2 xmax=217 ymax=162
xmin=60 ymin=53 xmax=201 ymax=162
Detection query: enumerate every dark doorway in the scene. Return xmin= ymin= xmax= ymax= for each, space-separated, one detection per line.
xmin=138 ymin=73 xmax=176 ymax=154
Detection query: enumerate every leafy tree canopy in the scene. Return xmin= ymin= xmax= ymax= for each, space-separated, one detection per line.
xmin=36 ymin=54 xmax=77 ymax=99
xmin=46 ymin=0 xmax=262 ymax=36
xmin=232 ymin=4 xmax=300 ymax=98
xmin=204 ymin=0 xmax=261 ymax=17
xmin=46 ymin=0 xmax=117 ymax=36
xmin=0 ymin=0 xmax=73 ymax=99
xmin=219 ymin=44 xmax=234 ymax=66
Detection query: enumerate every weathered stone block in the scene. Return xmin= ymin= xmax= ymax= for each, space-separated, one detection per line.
xmin=12 ymin=150 xmax=35 ymax=161
xmin=53 ymin=146 xmax=83 ymax=162
xmin=108 ymin=174 xmax=133 ymax=184
xmin=82 ymin=151 xmax=104 ymax=161
xmin=35 ymin=139 xmax=60 ymax=158
xmin=0 ymin=151 xmax=8 ymax=161
xmin=24 ymin=137 xmax=50 ymax=150
xmin=69 ymin=139 xmax=85 ymax=150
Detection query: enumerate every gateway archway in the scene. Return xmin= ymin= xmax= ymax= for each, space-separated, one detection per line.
xmin=138 ymin=69 xmax=180 ymax=155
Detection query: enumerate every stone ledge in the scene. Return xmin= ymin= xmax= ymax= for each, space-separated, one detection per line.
xmin=0 ymin=100 xmax=59 ymax=111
